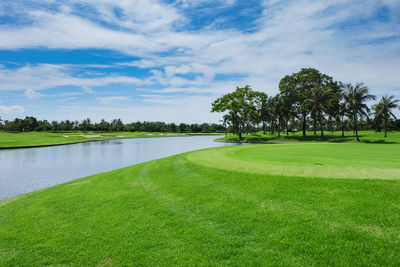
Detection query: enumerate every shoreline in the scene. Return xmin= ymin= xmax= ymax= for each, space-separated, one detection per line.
xmin=214 ymin=139 xmax=290 ymax=144
xmin=0 ymin=133 xmax=221 ymax=150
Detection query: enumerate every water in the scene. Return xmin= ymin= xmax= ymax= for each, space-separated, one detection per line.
xmin=0 ymin=136 xmax=234 ymax=199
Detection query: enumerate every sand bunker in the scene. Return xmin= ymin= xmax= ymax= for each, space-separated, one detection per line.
xmin=63 ymin=135 xmax=103 ymax=138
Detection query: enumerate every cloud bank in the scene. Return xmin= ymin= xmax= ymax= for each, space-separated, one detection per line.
xmin=0 ymin=0 xmax=399 ymax=120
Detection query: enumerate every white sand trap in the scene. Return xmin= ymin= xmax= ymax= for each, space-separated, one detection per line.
xmin=62 ymin=135 xmax=102 ymax=138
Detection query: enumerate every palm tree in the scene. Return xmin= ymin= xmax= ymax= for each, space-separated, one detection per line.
xmin=305 ymin=85 xmax=333 ymax=137
xmin=337 ymin=100 xmax=347 ymax=137
xmin=343 ymin=82 xmax=375 ymax=141
xmin=372 ymin=95 xmax=399 ymax=138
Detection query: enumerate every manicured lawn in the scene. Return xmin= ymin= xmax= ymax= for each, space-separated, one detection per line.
xmin=218 ymin=130 xmax=400 ymax=144
xmin=0 ymin=131 xmax=214 ymax=148
xmin=1 ymin=143 xmax=399 ymax=265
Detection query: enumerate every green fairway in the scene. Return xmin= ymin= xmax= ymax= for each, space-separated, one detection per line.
xmin=218 ymin=130 xmax=400 ymax=144
xmin=0 ymin=131 xmax=210 ymax=148
xmin=1 ymin=143 xmax=399 ymax=266
xmin=189 ymin=143 xmax=400 ymax=179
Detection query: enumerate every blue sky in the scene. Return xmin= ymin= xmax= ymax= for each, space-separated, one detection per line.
xmin=0 ymin=0 xmax=399 ymax=123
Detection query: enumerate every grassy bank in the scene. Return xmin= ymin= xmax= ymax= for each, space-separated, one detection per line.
xmin=217 ymin=130 xmax=400 ymax=144
xmin=1 ymin=143 xmax=399 ymax=266
xmin=0 ymin=131 xmax=218 ymax=148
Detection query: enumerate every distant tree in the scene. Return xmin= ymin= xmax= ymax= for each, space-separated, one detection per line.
xmin=270 ymin=94 xmax=285 ymax=137
xmin=305 ymin=85 xmax=334 ymax=137
xmin=51 ymin=121 xmax=59 ymax=131
xmin=201 ymin=123 xmax=210 ymax=133
xmin=98 ymin=119 xmax=110 ymax=132
xmin=279 ymin=68 xmax=340 ymax=136
xmin=343 ymin=82 xmax=375 ymax=141
xmin=337 ymin=97 xmax=347 ymax=137
xmin=372 ymin=95 xmax=399 ymax=138
xmin=179 ymin=123 xmax=187 ymax=133
xmin=22 ymin=116 xmax=38 ymax=131
xmin=79 ymin=118 xmax=92 ymax=132
xmin=394 ymin=119 xmax=400 ymax=131
xmin=111 ymin=119 xmax=124 ymax=131
xmin=279 ymin=68 xmax=319 ymax=136
xmin=211 ymin=86 xmax=258 ymax=140
xmin=253 ymin=92 xmax=270 ymax=135
xmin=36 ymin=120 xmax=51 ymax=131
xmin=168 ymin=123 xmax=176 ymax=132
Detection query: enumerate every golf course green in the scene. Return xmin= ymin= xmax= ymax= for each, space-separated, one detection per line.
xmin=1 ymin=142 xmax=399 ymax=266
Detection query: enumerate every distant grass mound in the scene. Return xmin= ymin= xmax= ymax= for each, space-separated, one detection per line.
xmin=1 ymin=143 xmax=399 ymax=266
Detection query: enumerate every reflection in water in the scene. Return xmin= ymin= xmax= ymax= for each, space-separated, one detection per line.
xmin=0 ymin=136 xmax=234 ymax=199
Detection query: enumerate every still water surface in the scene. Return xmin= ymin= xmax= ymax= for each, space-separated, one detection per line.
xmin=0 ymin=135 xmax=234 ymax=199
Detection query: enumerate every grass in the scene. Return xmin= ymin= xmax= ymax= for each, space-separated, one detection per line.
xmin=1 ymin=143 xmax=399 ymax=266
xmin=189 ymin=143 xmax=400 ymax=179
xmin=218 ymin=130 xmax=400 ymax=144
xmin=0 ymin=131 xmax=217 ymax=148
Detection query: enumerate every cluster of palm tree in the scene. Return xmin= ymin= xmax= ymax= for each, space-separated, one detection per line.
xmin=212 ymin=68 xmax=399 ymax=141
xmin=372 ymin=95 xmax=399 ymax=138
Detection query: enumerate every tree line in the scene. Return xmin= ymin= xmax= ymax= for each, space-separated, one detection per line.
xmin=0 ymin=117 xmax=225 ymax=134
xmin=212 ymin=68 xmax=399 ymax=140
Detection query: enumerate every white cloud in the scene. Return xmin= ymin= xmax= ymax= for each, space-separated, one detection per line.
xmin=82 ymin=86 xmax=95 ymax=94
xmin=72 ymin=0 xmax=183 ymax=32
xmin=24 ymin=89 xmax=42 ymax=99
xmin=0 ymin=0 xmax=399 ymax=121
xmin=97 ymin=96 xmax=130 ymax=104
xmin=0 ymin=105 xmax=24 ymax=114
xmin=176 ymin=0 xmax=236 ymax=8
xmin=0 ymin=64 xmax=148 ymax=92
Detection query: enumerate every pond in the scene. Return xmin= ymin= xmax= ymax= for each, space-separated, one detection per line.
xmin=0 ymin=135 xmax=234 ymax=199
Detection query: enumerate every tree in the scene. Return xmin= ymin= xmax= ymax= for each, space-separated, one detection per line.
xmin=305 ymin=85 xmax=334 ymax=137
xmin=343 ymin=82 xmax=375 ymax=141
xmin=79 ymin=118 xmax=92 ymax=132
xmin=211 ymin=86 xmax=258 ymax=140
xmin=111 ymin=119 xmax=124 ymax=131
xmin=22 ymin=116 xmax=38 ymax=131
xmin=372 ymin=95 xmax=399 ymax=138
xmin=253 ymin=92 xmax=270 ymax=135
xmin=51 ymin=121 xmax=59 ymax=131
xmin=279 ymin=68 xmax=339 ymax=136
xmin=337 ymin=95 xmax=347 ymax=137
xmin=270 ymin=94 xmax=285 ymax=137
xmin=36 ymin=120 xmax=51 ymax=131
xmin=99 ymin=119 xmax=110 ymax=132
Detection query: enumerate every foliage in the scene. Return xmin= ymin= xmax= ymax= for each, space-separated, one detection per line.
xmin=211 ymin=68 xmax=396 ymax=142
xmin=305 ymin=85 xmax=335 ymax=137
xmin=211 ymin=85 xmax=258 ymax=139
xmin=279 ymin=68 xmax=340 ymax=136
xmin=372 ymin=95 xmax=399 ymax=138
xmin=343 ymin=82 xmax=376 ymax=141
xmin=0 ymin=117 xmax=225 ymax=134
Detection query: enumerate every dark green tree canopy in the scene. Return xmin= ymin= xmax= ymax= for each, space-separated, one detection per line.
xmin=279 ymin=68 xmax=341 ymax=136
xmin=211 ymin=85 xmax=259 ymax=139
